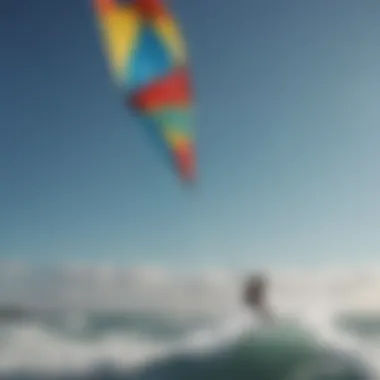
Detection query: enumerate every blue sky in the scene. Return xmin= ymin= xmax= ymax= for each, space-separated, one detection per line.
xmin=1 ymin=0 xmax=380 ymax=269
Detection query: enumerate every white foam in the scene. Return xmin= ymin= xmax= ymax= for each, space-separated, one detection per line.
xmin=0 ymin=325 xmax=169 ymax=375
xmin=0 ymin=261 xmax=380 ymax=377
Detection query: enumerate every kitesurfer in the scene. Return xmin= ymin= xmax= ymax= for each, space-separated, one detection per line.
xmin=243 ymin=274 xmax=274 ymax=324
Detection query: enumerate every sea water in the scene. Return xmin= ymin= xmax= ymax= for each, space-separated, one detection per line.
xmin=0 ymin=264 xmax=378 ymax=379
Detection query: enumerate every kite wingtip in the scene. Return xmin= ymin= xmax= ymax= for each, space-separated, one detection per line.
xmin=93 ymin=0 xmax=117 ymax=15
xmin=180 ymin=174 xmax=197 ymax=190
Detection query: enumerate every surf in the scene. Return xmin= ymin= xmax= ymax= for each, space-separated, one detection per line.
xmin=0 ymin=264 xmax=379 ymax=379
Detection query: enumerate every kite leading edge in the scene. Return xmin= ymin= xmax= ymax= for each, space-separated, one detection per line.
xmin=93 ymin=0 xmax=196 ymax=183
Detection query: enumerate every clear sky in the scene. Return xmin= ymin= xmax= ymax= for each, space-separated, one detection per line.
xmin=1 ymin=0 xmax=380 ymax=269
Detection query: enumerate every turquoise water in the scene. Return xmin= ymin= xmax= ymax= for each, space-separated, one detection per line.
xmin=0 ymin=311 xmax=375 ymax=380
xmin=134 ymin=327 xmax=371 ymax=380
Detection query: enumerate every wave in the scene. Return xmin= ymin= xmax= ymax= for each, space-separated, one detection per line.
xmin=0 ymin=311 xmax=376 ymax=380
xmin=0 ymin=262 xmax=379 ymax=379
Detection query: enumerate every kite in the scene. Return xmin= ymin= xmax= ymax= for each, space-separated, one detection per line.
xmin=93 ymin=0 xmax=196 ymax=183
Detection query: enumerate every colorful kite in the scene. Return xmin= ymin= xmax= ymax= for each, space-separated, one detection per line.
xmin=93 ymin=0 xmax=196 ymax=182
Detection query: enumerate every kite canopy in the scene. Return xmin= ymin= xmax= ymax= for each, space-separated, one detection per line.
xmin=93 ymin=0 xmax=196 ymax=182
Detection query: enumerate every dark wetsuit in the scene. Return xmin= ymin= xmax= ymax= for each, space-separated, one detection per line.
xmin=244 ymin=276 xmax=265 ymax=307
xmin=243 ymin=275 xmax=273 ymax=323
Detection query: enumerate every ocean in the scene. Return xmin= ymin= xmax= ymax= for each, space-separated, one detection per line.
xmin=0 ymin=264 xmax=379 ymax=379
